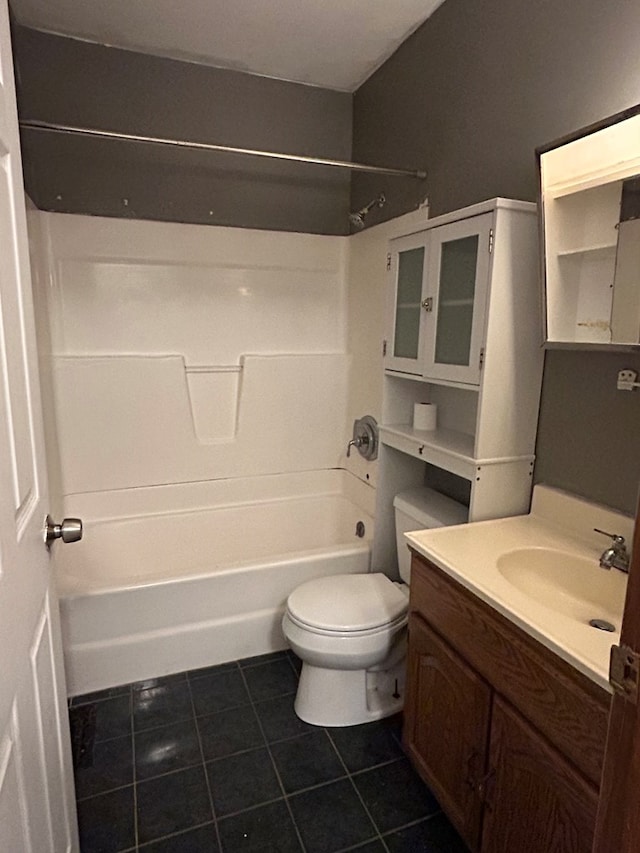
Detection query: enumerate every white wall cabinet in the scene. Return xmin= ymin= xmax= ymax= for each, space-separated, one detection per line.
xmin=385 ymin=213 xmax=492 ymax=385
xmin=385 ymin=231 xmax=429 ymax=375
xmin=538 ymin=106 xmax=640 ymax=347
xmin=373 ymin=199 xmax=544 ymax=574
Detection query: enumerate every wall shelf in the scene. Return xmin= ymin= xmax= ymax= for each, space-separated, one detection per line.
xmin=380 ymin=424 xmax=476 ymax=479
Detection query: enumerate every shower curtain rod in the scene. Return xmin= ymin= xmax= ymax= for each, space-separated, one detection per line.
xmin=19 ymin=119 xmax=427 ymax=179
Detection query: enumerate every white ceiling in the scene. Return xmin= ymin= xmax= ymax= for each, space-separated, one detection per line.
xmin=10 ymin=0 xmax=446 ymax=92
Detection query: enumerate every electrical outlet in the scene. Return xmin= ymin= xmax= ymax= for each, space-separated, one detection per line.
xmin=617 ymin=368 xmax=639 ymax=391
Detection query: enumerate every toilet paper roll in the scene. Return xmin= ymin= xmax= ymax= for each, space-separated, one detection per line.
xmin=413 ymin=402 xmax=437 ymax=431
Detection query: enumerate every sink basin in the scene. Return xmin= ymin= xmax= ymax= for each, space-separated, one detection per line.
xmin=496 ymin=547 xmax=627 ymax=627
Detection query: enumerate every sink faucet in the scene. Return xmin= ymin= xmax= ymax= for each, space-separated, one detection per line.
xmin=594 ymin=529 xmax=630 ymax=573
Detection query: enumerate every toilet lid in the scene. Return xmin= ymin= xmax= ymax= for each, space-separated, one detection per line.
xmin=286 ymin=573 xmax=408 ymax=633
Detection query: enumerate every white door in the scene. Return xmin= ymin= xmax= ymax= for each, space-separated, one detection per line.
xmin=0 ymin=3 xmax=79 ymax=851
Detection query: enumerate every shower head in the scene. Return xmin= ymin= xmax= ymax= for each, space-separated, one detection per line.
xmin=349 ymin=193 xmax=386 ymax=230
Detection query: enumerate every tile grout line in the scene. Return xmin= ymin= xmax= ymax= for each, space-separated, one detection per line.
xmin=72 ymin=751 xmax=404 ymax=807
xmin=136 ymin=820 xmax=217 ymax=851
xmin=285 ymin=650 xmax=301 ymax=679
xmin=284 ymin=648 xmax=405 ymax=851
xmin=187 ymin=677 xmax=225 ymax=853
xmin=73 ymin=656 xmax=451 ymax=852
xmin=324 ymin=728 xmax=391 ymax=853
xmin=129 ymin=686 xmax=139 ymax=852
xmin=332 ymin=839 xmax=387 ymax=853
xmin=237 ymin=664 xmax=309 ymax=853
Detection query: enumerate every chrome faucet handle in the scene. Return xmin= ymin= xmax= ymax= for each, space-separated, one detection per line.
xmin=346 ymin=436 xmax=366 ymax=458
xmin=594 ymin=529 xmax=626 ymax=548
xmin=346 ymin=416 xmax=378 ymax=461
xmin=594 ymin=529 xmax=630 ymax=573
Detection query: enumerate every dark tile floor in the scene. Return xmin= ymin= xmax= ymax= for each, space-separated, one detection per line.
xmin=69 ymin=651 xmax=468 ymax=853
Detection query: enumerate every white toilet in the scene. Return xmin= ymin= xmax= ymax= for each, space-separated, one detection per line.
xmin=282 ymin=487 xmax=467 ymax=726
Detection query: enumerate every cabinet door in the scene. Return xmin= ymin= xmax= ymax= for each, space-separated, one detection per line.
xmin=422 ymin=213 xmax=492 ymax=385
xmin=403 ymin=614 xmax=491 ymax=852
xmin=385 ymin=232 xmax=429 ymax=375
xmin=482 ymin=696 xmax=599 ymax=853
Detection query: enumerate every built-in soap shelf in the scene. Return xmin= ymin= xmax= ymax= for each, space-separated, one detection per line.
xmin=53 ymin=352 xmax=347 ymax=494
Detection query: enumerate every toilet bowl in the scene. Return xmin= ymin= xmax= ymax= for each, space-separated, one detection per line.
xmin=282 ymin=486 xmax=468 ymax=727
xmin=283 ymin=573 xmax=408 ymax=726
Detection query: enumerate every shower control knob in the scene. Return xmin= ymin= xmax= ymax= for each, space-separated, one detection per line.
xmin=45 ymin=515 xmax=83 ymax=546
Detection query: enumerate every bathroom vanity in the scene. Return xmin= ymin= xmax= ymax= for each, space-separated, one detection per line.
xmin=402 ymin=486 xmax=632 ymax=853
xmin=405 ymin=555 xmax=608 ymax=852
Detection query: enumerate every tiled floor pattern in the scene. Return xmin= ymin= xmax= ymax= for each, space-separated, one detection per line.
xmin=69 ymin=651 xmax=468 ymax=852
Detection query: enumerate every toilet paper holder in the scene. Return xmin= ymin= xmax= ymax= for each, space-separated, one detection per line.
xmin=346 ymin=415 xmax=379 ymax=461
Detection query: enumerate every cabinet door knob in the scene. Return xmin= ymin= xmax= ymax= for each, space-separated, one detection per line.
xmin=476 ymin=767 xmax=496 ymax=809
xmin=465 ymin=750 xmax=481 ymax=791
xmin=421 ymin=297 xmax=433 ymax=312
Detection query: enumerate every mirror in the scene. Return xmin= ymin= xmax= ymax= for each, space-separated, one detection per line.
xmin=537 ymin=104 xmax=640 ymax=347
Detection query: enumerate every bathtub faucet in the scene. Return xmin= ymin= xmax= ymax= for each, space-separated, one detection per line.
xmin=347 ymin=434 xmax=368 ymax=458
xmin=346 ymin=415 xmax=378 ymax=461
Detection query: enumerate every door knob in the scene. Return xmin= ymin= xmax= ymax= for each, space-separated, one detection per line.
xmin=45 ymin=515 xmax=83 ymax=546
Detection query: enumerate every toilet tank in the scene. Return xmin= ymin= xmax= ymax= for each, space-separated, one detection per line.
xmin=393 ymin=487 xmax=468 ymax=583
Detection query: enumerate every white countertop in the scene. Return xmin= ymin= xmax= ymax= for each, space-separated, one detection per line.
xmin=404 ymin=485 xmax=633 ymax=692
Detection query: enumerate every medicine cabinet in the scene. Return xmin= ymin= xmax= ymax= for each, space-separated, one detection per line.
xmin=538 ymin=103 xmax=640 ymax=347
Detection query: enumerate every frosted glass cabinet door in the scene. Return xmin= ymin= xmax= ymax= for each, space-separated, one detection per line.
xmin=423 ymin=214 xmax=492 ymax=385
xmin=385 ymin=232 xmax=429 ymax=375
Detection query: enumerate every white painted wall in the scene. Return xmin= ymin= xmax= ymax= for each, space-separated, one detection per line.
xmin=33 ymin=212 xmax=351 ymax=496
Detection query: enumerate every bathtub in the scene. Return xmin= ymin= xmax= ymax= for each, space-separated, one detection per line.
xmin=56 ymin=470 xmax=374 ymax=696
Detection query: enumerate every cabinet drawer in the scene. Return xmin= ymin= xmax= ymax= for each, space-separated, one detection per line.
xmin=409 ymin=553 xmax=610 ymax=786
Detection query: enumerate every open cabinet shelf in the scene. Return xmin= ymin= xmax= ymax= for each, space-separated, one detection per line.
xmin=380 ymin=424 xmax=476 ymax=479
xmin=539 ymin=107 xmax=640 ymax=347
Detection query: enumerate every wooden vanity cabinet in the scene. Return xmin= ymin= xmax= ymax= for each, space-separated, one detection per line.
xmin=483 ymin=697 xmax=598 ymax=853
xmin=404 ymin=553 xmax=610 ymax=853
xmin=404 ymin=614 xmax=490 ymax=850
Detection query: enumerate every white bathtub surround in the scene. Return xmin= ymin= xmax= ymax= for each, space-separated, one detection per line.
xmin=26 ymin=210 xmax=418 ymax=697
xmin=53 ymin=352 xmax=347 ymax=493
xmin=34 ymin=211 xmax=351 ymax=494
xmin=58 ymin=470 xmax=374 ymax=696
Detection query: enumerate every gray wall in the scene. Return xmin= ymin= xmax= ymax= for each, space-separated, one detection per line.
xmin=13 ymin=26 xmax=353 ymax=235
xmin=13 ymin=8 xmax=640 ymax=510
xmin=536 ymin=350 xmax=640 ymax=514
xmin=353 ymin=0 xmax=640 ymax=513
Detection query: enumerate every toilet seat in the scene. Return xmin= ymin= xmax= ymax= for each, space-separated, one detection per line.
xmin=286 ymin=573 xmax=408 ymax=634
xmin=285 ymin=609 xmax=407 ymax=638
